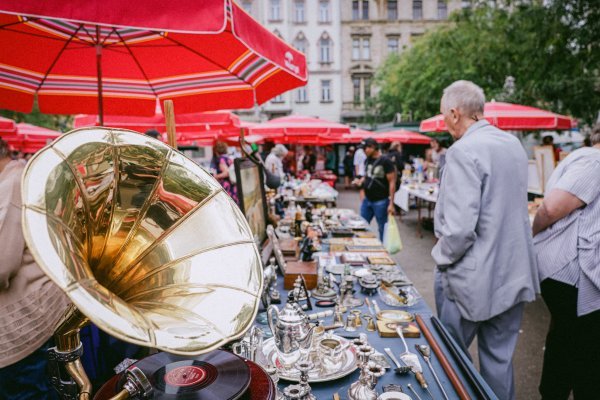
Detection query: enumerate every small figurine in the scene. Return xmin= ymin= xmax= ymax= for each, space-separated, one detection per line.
xmin=312 ymin=266 xmax=337 ymax=300
xmin=299 ymin=236 xmax=315 ymax=262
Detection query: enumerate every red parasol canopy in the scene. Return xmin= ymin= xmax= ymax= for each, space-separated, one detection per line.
xmin=372 ymin=129 xmax=432 ymax=144
xmin=249 ymin=115 xmax=350 ymax=144
xmin=420 ymin=102 xmax=577 ymax=132
xmin=0 ymin=0 xmax=307 ymax=123
xmin=0 ymin=116 xmax=16 ymax=134
xmin=317 ymin=128 xmax=372 ymax=145
xmin=74 ymin=109 xmax=240 ymax=135
xmin=0 ymin=116 xmax=18 ymax=150
xmin=16 ymin=122 xmax=61 ymax=152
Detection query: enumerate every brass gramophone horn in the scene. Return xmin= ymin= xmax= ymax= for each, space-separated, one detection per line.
xmin=21 ymin=128 xmax=263 ymax=399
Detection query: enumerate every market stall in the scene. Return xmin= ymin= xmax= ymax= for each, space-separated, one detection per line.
xmin=245 ymin=201 xmax=498 ymax=399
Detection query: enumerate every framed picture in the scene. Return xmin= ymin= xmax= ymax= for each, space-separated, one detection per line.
xmin=234 ymin=158 xmax=269 ymax=248
xmin=533 ymin=146 xmax=555 ymax=192
xmin=527 ymin=160 xmax=543 ymax=195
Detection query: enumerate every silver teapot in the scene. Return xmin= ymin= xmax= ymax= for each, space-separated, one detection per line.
xmin=267 ymin=296 xmax=315 ymax=369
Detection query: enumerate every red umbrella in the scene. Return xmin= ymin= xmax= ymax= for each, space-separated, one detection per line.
xmin=0 ymin=116 xmax=19 ymax=150
xmin=420 ymin=101 xmax=577 ymax=132
xmin=317 ymin=128 xmax=372 ymax=145
xmin=0 ymin=116 xmax=16 ymax=133
xmin=0 ymin=0 xmax=307 ymax=124
xmin=74 ymin=109 xmax=240 ymax=135
xmin=372 ymin=129 xmax=432 ymax=144
xmin=16 ymin=122 xmax=61 ymax=152
xmin=250 ymin=115 xmax=350 ymax=144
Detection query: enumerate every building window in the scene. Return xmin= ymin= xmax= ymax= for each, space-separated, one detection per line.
xmin=413 ymin=0 xmax=422 ymax=20
xmin=352 ymin=0 xmax=369 ymax=20
xmin=387 ymin=0 xmax=398 ymax=20
xmin=321 ymin=80 xmax=332 ymax=102
xmin=319 ymin=35 xmax=332 ymax=63
xmin=353 ymin=78 xmax=361 ymax=104
xmin=437 ymin=0 xmax=448 ymax=19
xmin=352 ymin=75 xmax=372 ymax=104
xmin=352 ymin=36 xmax=371 ymax=60
xmin=296 ymin=87 xmax=308 ymax=103
xmin=270 ymin=0 xmax=281 ymax=21
xmin=293 ymin=34 xmax=308 ymax=57
xmin=319 ymin=1 xmax=331 ymax=23
xmin=242 ymin=1 xmax=252 ymax=14
xmin=271 ymin=94 xmax=284 ymax=103
xmin=387 ymin=36 xmax=399 ymax=54
xmin=362 ymin=38 xmax=370 ymax=60
xmin=352 ymin=38 xmax=360 ymax=60
xmin=294 ymin=0 xmax=305 ymax=23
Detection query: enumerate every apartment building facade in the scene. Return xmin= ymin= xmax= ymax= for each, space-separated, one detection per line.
xmin=237 ymin=0 xmax=464 ymax=123
xmin=340 ymin=0 xmax=463 ymax=123
xmin=238 ymin=0 xmax=343 ymax=122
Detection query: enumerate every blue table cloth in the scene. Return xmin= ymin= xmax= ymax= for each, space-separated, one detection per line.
xmin=259 ymin=263 xmax=498 ymax=400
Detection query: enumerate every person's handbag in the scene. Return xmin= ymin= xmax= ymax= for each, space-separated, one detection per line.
xmin=383 ymin=216 xmax=403 ymax=254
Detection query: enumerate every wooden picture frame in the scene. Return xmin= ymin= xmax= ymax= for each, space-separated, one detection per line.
xmin=527 ymin=160 xmax=543 ymax=195
xmin=234 ymin=158 xmax=269 ymax=248
xmin=533 ymin=145 xmax=555 ymax=193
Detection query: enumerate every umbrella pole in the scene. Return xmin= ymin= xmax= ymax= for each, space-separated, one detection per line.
xmin=164 ymin=100 xmax=178 ymax=148
xmin=95 ymin=25 xmax=104 ymax=126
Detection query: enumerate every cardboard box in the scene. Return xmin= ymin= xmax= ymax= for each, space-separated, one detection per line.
xmin=284 ymin=261 xmax=318 ymax=290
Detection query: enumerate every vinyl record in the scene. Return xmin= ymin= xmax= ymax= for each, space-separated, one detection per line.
xmin=240 ymin=360 xmax=277 ymax=400
xmin=131 ymin=350 xmax=251 ymax=400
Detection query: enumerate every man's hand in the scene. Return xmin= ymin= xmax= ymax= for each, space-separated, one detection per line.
xmin=387 ymin=202 xmax=396 ymax=215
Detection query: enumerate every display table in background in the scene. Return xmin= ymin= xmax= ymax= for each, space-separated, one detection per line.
xmin=395 ymin=182 xmax=439 ymax=238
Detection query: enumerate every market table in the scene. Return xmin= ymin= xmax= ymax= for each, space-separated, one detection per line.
xmin=395 ymin=183 xmax=439 ymax=238
xmin=257 ymin=230 xmax=498 ymax=400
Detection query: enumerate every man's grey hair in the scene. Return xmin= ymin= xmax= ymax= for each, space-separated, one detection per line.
xmin=441 ymin=80 xmax=486 ymax=116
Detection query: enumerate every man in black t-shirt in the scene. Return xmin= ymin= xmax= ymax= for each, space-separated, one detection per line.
xmin=356 ymin=138 xmax=397 ymax=239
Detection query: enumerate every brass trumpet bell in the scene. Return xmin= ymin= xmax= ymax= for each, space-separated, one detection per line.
xmin=21 ymin=128 xmax=263 ymax=355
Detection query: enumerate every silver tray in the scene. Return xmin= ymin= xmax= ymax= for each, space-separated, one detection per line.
xmin=262 ymin=335 xmax=358 ymax=382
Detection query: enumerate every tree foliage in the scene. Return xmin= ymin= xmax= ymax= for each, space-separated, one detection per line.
xmin=373 ymin=0 xmax=599 ymax=124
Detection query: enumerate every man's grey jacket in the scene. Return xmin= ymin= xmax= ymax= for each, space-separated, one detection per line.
xmin=432 ymin=120 xmax=539 ymax=322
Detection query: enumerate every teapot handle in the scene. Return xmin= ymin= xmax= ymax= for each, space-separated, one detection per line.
xmin=267 ymin=305 xmax=278 ymax=337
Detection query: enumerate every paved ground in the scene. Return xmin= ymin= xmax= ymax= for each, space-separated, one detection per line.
xmin=336 ymin=187 xmax=550 ymax=400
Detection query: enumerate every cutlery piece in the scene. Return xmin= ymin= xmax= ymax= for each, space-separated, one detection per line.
xmin=417 ymin=344 xmax=449 ymax=400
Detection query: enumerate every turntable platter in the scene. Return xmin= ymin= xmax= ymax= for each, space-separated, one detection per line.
xmin=94 ymin=350 xmax=276 ymax=400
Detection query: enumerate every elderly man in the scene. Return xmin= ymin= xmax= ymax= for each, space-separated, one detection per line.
xmin=432 ymin=81 xmax=538 ymax=400
xmin=532 ymin=126 xmax=600 ymax=399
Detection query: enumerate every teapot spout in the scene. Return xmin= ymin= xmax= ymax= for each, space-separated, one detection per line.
xmin=298 ymin=325 xmax=315 ymax=350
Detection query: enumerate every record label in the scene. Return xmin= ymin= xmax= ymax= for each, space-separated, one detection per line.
xmin=164 ymin=366 xmax=207 ymax=387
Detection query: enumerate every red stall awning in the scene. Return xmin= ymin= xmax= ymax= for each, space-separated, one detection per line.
xmin=420 ymin=101 xmax=577 ymax=132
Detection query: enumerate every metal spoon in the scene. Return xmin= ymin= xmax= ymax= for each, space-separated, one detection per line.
xmin=384 ymin=347 xmax=412 ymax=375
xmin=407 ymin=383 xmax=423 ymax=400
